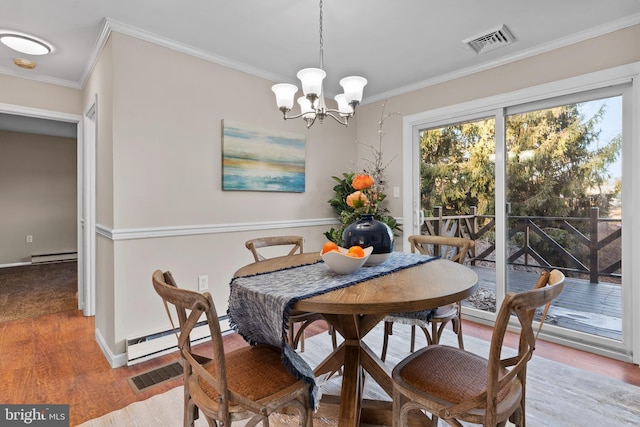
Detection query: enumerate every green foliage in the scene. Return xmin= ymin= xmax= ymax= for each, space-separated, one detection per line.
xmin=503 ymin=105 xmax=610 ymax=218
xmin=420 ymin=118 xmax=496 ymax=216
xmin=419 ymin=104 xmax=621 ymax=220
xmin=324 ymin=172 xmax=401 ymax=244
xmin=327 ymin=172 xmax=356 ymax=217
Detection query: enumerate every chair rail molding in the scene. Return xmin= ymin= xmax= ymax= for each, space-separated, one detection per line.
xmin=96 ymin=217 xmax=345 ymax=241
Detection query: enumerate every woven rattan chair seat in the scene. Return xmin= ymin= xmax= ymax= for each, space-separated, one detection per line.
xmin=396 ymin=345 xmax=512 ymax=404
xmin=198 ymin=345 xmax=301 ymax=403
xmin=392 ymin=270 xmax=565 ymax=426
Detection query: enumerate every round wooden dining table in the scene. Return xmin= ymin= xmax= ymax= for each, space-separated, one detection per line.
xmin=234 ymin=252 xmax=478 ymax=427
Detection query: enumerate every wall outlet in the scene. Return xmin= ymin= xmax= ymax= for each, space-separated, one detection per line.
xmin=26 ymin=235 xmax=33 ymax=243
xmin=393 ymin=187 xmax=400 ymax=198
xmin=198 ymin=275 xmax=209 ymax=291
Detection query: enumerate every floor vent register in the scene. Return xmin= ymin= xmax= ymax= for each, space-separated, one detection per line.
xmin=127 ymin=361 xmax=183 ymax=393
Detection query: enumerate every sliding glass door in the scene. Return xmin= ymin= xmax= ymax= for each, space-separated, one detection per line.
xmin=404 ymin=77 xmax=635 ymax=361
xmin=505 ymin=93 xmax=623 ymax=341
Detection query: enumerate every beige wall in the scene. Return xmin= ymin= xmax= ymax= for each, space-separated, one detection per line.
xmin=88 ymin=32 xmax=358 ymax=359
xmin=354 ymin=24 xmax=640 ymax=227
xmin=0 ymin=131 xmax=77 ymax=263
xmin=0 ymin=74 xmax=82 ymax=115
xmin=2 ymin=23 xmax=639 ymax=364
xmin=109 ymin=32 xmax=354 ymax=228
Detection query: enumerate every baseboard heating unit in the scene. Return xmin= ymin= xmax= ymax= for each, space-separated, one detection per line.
xmin=31 ymin=252 xmax=78 ymax=264
xmin=125 ymin=315 xmax=231 ymax=365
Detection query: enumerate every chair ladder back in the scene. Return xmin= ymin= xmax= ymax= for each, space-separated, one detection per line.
xmin=161 ymin=271 xmax=193 ymax=353
xmin=152 ymin=270 xmax=312 ymax=427
xmin=408 ymin=235 xmax=475 ymax=265
xmin=393 ymin=268 xmax=566 ymax=427
xmin=152 ymin=270 xmax=230 ymax=416
xmin=482 ymin=273 xmax=565 ymax=418
xmin=513 ymin=275 xmax=565 ymax=366
xmin=245 ymin=236 xmax=304 ymax=262
xmin=533 ymin=269 xmax=563 ymax=340
xmin=448 ymin=240 xmax=471 ymax=264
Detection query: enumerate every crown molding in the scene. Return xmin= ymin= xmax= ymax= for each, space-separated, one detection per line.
xmin=99 ymin=18 xmax=289 ymax=85
xmin=364 ymin=12 xmax=640 ymax=104
xmin=0 ymin=64 xmax=81 ymax=89
xmin=77 ymin=18 xmax=113 ymax=89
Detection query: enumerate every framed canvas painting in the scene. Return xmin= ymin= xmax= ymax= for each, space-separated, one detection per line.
xmin=222 ymin=120 xmax=306 ymax=192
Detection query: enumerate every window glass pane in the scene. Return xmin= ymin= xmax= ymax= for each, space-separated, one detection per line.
xmin=419 ymin=117 xmax=496 ymax=216
xmin=418 ymin=117 xmax=497 ymax=313
xmin=505 ymin=96 xmax=622 ymax=340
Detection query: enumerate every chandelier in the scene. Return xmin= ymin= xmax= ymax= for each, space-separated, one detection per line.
xmin=271 ymin=0 xmax=367 ymax=128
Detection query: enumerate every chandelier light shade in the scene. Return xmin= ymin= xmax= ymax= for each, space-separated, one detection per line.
xmin=272 ymin=83 xmax=298 ymax=110
xmin=340 ymin=76 xmax=368 ymax=104
xmin=271 ymin=0 xmax=367 ymax=128
xmin=297 ymin=68 xmax=326 ymax=97
xmin=334 ymin=94 xmax=353 ymax=116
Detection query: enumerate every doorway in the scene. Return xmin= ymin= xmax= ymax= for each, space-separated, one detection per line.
xmin=0 ymin=103 xmax=91 ymax=316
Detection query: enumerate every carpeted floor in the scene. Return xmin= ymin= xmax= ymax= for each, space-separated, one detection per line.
xmin=79 ymin=323 xmax=640 ymax=426
xmin=0 ymin=261 xmax=78 ymax=322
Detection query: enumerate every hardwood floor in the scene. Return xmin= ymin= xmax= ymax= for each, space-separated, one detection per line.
xmin=0 ymin=309 xmax=638 ymax=426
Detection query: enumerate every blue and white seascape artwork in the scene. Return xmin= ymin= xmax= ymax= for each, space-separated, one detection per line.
xmin=222 ymin=120 xmax=306 ymax=193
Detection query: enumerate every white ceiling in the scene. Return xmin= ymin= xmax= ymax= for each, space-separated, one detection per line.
xmin=1 ymin=0 xmax=640 ymax=116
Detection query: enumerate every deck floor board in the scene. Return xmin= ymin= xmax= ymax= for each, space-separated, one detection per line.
xmin=464 ymin=266 xmax=622 ymax=340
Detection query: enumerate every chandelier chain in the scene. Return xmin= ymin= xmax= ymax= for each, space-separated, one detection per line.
xmin=319 ymin=0 xmax=324 ymax=69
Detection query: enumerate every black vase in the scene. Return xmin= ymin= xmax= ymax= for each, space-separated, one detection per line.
xmin=342 ymin=214 xmax=394 ymax=266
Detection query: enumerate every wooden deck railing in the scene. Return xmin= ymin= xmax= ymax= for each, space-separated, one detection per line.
xmin=422 ymin=206 xmax=621 ymax=284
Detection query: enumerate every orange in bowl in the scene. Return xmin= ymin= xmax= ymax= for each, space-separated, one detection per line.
xmin=321 ymin=241 xmax=339 ymax=254
xmin=348 ymin=245 xmax=365 ymax=258
xmin=320 ymin=245 xmax=374 ymax=274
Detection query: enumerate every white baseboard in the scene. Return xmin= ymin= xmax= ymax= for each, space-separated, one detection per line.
xmin=95 ymin=318 xmax=233 ymax=368
xmin=0 ymin=262 xmax=31 ymax=269
xmin=95 ymin=328 xmax=128 ymax=368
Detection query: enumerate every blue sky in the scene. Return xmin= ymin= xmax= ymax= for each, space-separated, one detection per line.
xmin=578 ymin=95 xmax=622 ymax=179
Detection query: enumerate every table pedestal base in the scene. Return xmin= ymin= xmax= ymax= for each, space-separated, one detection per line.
xmin=312 ymin=314 xmax=429 ymax=427
xmin=315 ymin=395 xmax=428 ymax=427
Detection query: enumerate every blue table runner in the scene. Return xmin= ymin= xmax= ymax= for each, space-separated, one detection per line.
xmin=227 ymin=252 xmax=436 ymax=409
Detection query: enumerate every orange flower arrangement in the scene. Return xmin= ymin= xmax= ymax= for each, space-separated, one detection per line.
xmin=352 ymin=174 xmax=374 ymax=191
xmin=325 ymin=99 xmax=401 ymax=244
xmin=325 ymin=171 xmax=399 ymax=244
xmin=346 ymin=190 xmax=368 ymax=209
xmin=345 ymin=174 xmax=381 ymax=214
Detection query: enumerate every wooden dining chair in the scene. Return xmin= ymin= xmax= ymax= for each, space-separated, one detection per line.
xmin=245 ymin=235 xmax=305 ymax=262
xmin=244 ymin=235 xmax=336 ymax=353
xmin=152 ymin=270 xmax=313 ymax=427
xmin=381 ymin=235 xmax=475 ymax=361
xmin=392 ymin=269 xmax=565 ymax=427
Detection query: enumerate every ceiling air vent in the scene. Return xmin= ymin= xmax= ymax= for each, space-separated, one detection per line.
xmin=463 ymin=25 xmax=515 ymax=54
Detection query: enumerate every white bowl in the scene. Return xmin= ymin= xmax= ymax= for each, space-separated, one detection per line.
xmin=321 ymin=246 xmax=374 ymax=275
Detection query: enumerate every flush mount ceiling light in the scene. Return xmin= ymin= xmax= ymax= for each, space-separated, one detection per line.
xmin=0 ymin=31 xmax=53 ymax=55
xmin=271 ymin=0 xmax=367 ymax=128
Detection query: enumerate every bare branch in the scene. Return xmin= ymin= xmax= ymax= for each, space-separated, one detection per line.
xmin=355 ymin=97 xmax=399 ymax=193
